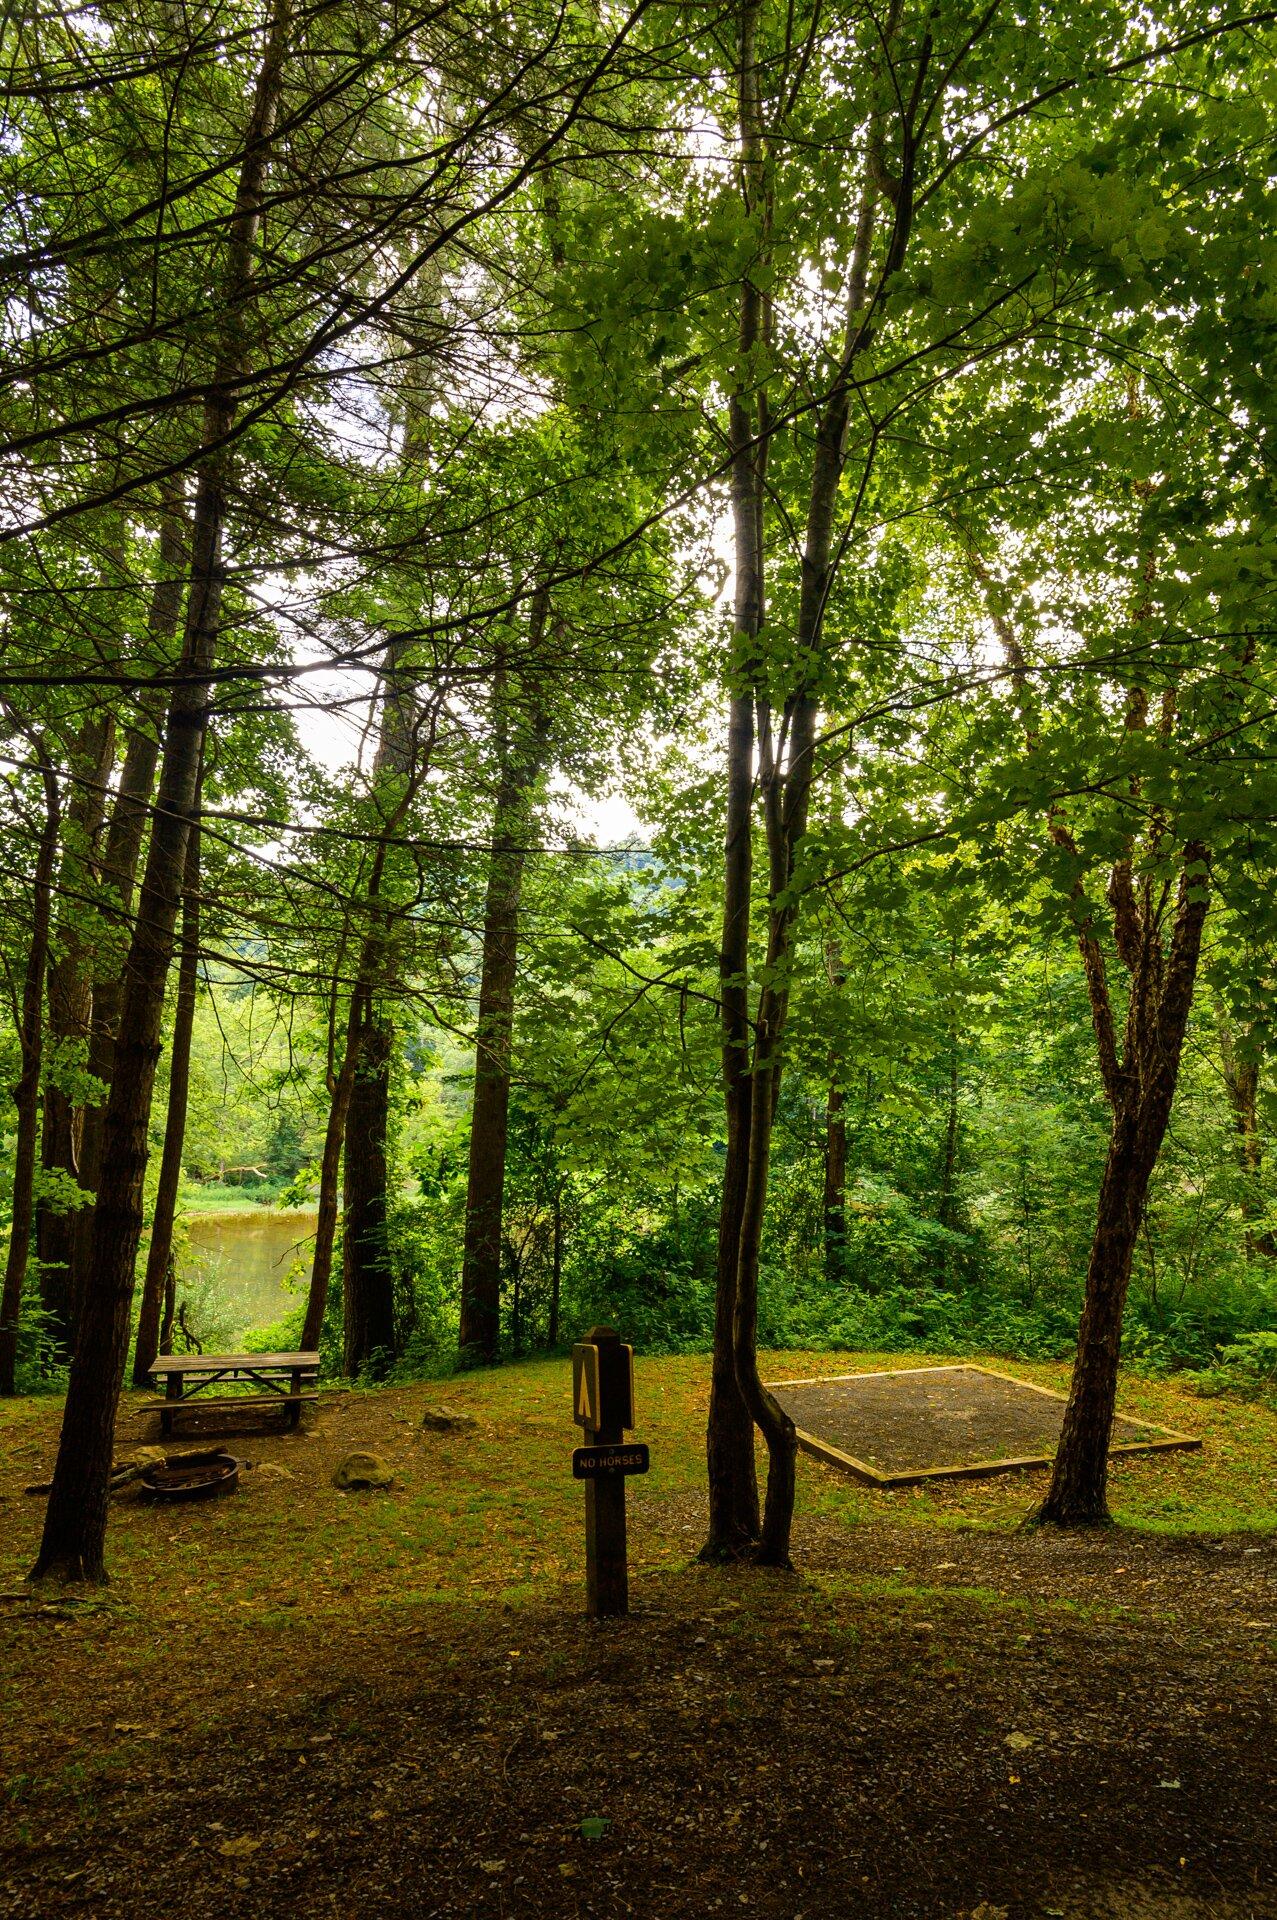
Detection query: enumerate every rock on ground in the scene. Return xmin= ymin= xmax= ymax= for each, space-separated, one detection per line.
xmin=419 ymin=1406 xmax=476 ymax=1433
xmin=332 ymin=1450 xmax=394 ymax=1490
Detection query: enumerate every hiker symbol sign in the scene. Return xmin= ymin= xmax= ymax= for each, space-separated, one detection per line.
xmin=571 ymin=1337 xmax=633 ymax=1433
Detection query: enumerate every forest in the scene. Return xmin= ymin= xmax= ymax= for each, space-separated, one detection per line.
xmin=1 ymin=3 xmax=1276 ymax=1913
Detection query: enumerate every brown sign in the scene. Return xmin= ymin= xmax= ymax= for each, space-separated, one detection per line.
xmin=572 ymin=1327 xmax=638 ymax=1621
xmin=572 ymin=1443 xmax=650 ymax=1479
xmin=572 ymin=1338 xmax=633 ymax=1432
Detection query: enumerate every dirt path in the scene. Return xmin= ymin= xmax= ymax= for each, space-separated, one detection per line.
xmin=2 ymin=1363 xmax=1274 ymax=1919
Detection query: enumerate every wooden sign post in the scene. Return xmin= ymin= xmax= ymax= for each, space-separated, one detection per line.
xmin=571 ymin=1326 xmax=641 ymax=1618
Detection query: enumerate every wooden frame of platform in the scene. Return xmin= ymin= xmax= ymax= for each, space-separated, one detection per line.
xmin=762 ymin=1362 xmax=1202 ymax=1487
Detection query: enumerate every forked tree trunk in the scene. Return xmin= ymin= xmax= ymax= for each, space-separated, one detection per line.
xmin=342 ymin=1019 xmax=396 ymax=1375
xmin=704 ymin=0 xmax=910 ymax=1567
xmin=132 ymin=793 xmax=202 ymax=1387
xmin=1038 ymin=863 xmax=1208 ymax=1526
xmin=731 ymin=967 xmax=800 ymax=1563
xmin=1037 ymin=1118 xmax=1150 ymax=1524
xmin=702 ymin=640 xmax=762 ymax=1561
xmin=701 ymin=0 xmax=768 ymax=1559
xmin=0 ymin=752 xmax=60 ymax=1395
xmin=30 ymin=7 xmax=291 ymax=1583
xmin=704 ymin=1035 xmax=761 ymax=1554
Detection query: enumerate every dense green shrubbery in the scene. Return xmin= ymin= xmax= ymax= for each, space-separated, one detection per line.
xmin=1186 ymin=1329 xmax=1277 ymax=1408
xmin=20 ymin=946 xmax=1271 ymax=1396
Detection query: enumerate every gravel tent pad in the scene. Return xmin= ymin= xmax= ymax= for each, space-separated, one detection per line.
xmin=766 ymin=1363 xmax=1201 ymax=1486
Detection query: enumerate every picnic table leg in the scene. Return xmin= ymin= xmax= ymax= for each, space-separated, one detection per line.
xmin=162 ymin=1374 xmax=182 ymax=1441
xmin=288 ymin=1367 xmax=302 ymax=1428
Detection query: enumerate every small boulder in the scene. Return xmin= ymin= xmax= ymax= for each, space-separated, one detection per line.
xmin=253 ymin=1463 xmax=294 ymax=1481
xmin=332 ymin=1451 xmax=394 ymax=1491
xmin=419 ymin=1406 xmax=476 ymax=1434
xmin=129 ymin=1447 xmax=167 ymax=1472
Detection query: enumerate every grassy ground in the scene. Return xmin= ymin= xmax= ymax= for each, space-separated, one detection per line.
xmin=1 ymin=1351 xmax=1274 ymax=1919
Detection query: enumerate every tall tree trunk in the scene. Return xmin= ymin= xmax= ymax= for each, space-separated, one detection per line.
xmin=159 ymin=1256 xmax=177 ymax=1357
xmin=456 ymin=788 xmax=531 ymax=1362
xmin=36 ymin=709 xmax=116 ymax=1357
xmin=458 ymin=623 xmax=549 ymax=1365
xmin=703 ymin=673 xmax=762 ymax=1555
xmin=822 ymin=894 xmax=849 ymax=1283
xmin=1217 ymin=1008 xmax=1272 ymax=1257
xmin=304 ymin=723 xmax=431 ymax=1359
xmin=549 ymin=1186 xmax=563 ymax=1348
xmin=72 ymin=500 xmax=188 ymax=1342
xmin=334 ymin=253 xmax=447 ymax=1373
xmin=823 ymin=1079 xmax=847 ymax=1280
xmin=1038 ymin=861 xmax=1208 ymax=1526
xmin=336 ymin=630 xmax=422 ymax=1375
xmin=131 ymin=788 xmax=202 ymax=1387
xmin=975 ymin=519 xmax=1211 ymax=1525
xmin=938 ymin=1050 xmax=960 ymax=1227
xmin=342 ymin=1019 xmax=396 ymax=1375
xmin=30 ymin=7 xmax=291 ymax=1583
xmin=704 ymin=0 xmax=907 ymax=1567
xmin=702 ymin=0 xmax=768 ymax=1559
xmin=510 ymin=1249 xmax=522 ymax=1357
xmin=1037 ymin=1117 xmax=1150 ymax=1525
xmin=0 ymin=751 xmax=61 ymax=1395
xmin=301 ymin=985 xmax=364 ymax=1354
xmin=937 ymin=1025 xmax=961 ymax=1291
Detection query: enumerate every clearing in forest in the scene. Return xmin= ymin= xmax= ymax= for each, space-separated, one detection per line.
xmin=767 ymin=1363 xmax=1201 ymax=1486
xmin=1 ymin=1355 xmax=1274 ymax=1919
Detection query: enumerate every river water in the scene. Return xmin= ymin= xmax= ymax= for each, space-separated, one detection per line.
xmin=181 ymin=1208 xmax=317 ymax=1339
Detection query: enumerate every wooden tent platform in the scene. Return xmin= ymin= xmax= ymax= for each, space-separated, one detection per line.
xmin=765 ymin=1363 xmax=1200 ymax=1487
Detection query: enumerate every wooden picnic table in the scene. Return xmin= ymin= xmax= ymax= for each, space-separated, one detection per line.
xmin=145 ymin=1351 xmax=320 ymax=1437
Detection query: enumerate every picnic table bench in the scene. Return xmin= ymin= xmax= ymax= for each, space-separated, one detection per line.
xmin=138 ymin=1352 xmax=321 ymax=1437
